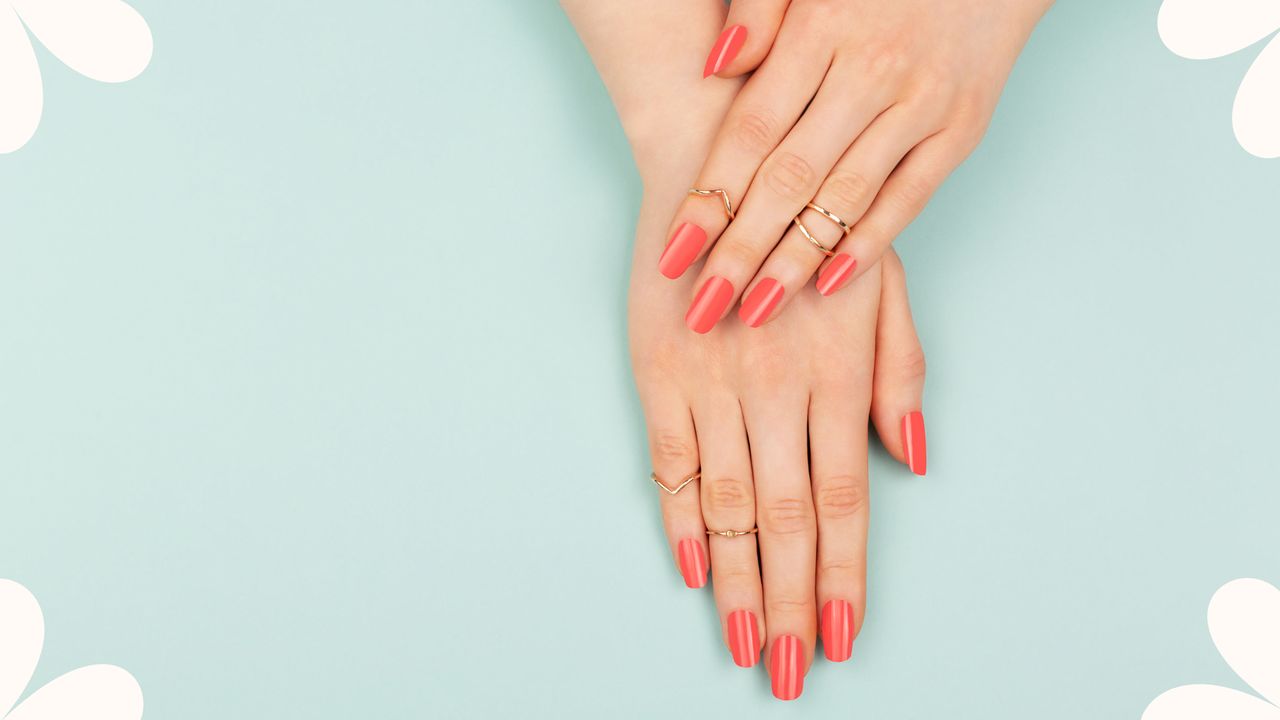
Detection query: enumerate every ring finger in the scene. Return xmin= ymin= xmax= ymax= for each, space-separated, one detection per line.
xmin=694 ymin=397 xmax=765 ymax=668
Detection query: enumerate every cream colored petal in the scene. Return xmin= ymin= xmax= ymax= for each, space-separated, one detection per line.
xmin=0 ymin=6 xmax=43 ymax=153
xmin=1158 ymin=0 xmax=1280 ymax=59
xmin=11 ymin=0 xmax=152 ymax=83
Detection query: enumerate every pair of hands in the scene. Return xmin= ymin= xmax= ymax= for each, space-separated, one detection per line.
xmin=564 ymin=0 xmax=1046 ymax=701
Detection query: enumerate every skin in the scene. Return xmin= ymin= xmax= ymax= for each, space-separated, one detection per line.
xmin=564 ymin=0 xmax=928 ymax=697
xmin=665 ymin=0 xmax=1055 ymax=330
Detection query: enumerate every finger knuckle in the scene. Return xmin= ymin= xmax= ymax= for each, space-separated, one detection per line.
xmin=815 ymin=475 xmax=867 ymax=519
xmin=766 ymin=594 xmax=813 ymax=615
xmin=822 ymin=170 xmax=873 ymax=213
xmin=714 ymin=235 xmax=759 ymax=268
xmin=713 ymin=561 xmax=759 ymax=584
xmin=794 ymin=0 xmax=841 ymax=29
xmin=728 ymin=109 xmax=780 ymax=155
xmin=760 ymin=497 xmax=816 ymax=536
xmin=891 ymin=346 xmax=928 ymax=382
xmin=860 ymin=38 xmax=910 ymax=81
xmin=763 ymin=151 xmax=817 ymax=202
xmin=887 ymin=174 xmax=936 ymax=216
xmin=651 ymin=431 xmax=696 ymax=466
xmin=819 ymin=557 xmax=862 ymax=575
xmin=704 ymin=477 xmax=754 ymax=512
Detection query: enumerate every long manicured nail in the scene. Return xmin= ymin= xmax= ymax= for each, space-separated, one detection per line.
xmin=703 ymin=25 xmax=747 ymax=78
xmin=738 ymin=278 xmax=784 ymax=328
xmin=659 ymin=223 xmax=707 ymax=279
xmin=902 ymin=410 xmax=927 ymax=475
xmin=770 ymin=635 xmax=804 ymax=701
xmin=821 ymin=600 xmax=854 ymax=662
xmin=686 ymin=276 xmax=733 ymax=334
xmin=727 ymin=610 xmax=760 ymax=668
xmin=677 ymin=538 xmax=707 ymax=588
xmin=817 ymin=253 xmax=857 ymax=296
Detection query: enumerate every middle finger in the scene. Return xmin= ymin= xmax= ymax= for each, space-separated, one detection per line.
xmin=743 ymin=384 xmax=815 ymax=701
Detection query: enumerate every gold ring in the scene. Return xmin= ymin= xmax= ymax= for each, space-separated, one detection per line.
xmin=793 ymin=217 xmax=835 ymax=257
xmin=706 ymin=528 xmax=758 ymax=538
xmin=688 ymin=188 xmax=735 ymax=221
xmin=805 ymin=202 xmax=852 ymax=235
xmin=651 ymin=470 xmax=700 ymax=495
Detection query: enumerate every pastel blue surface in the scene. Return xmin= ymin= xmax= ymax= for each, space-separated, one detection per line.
xmin=1 ymin=1 xmax=1277 ymax=717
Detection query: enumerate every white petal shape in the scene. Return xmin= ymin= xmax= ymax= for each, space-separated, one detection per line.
xmin=1210 ymin=578 xmax=1280 ymax=706
xmin=1144 ymin=684 xmax=1280 ymax=720
xmin=0 ymin=5 xmax=43 ymax=154
xmin=1158 ymin=0 xmax=1280 ymax=59
xmin=0 ymin=580 xmax=44 ymax=717
xmin=10 ymin=0 xmax=152 ymax=83
xmin=5 ymin=665 xmax=142 ymax=720
xmin=1234 ymin=36 xmax=1280 ymax=158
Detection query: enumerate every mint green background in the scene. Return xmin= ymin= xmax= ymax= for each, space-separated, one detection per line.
xmin=1 ymin=1 xmax=1277 ymax=717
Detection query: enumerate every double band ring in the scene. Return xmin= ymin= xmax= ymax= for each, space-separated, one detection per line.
xmin=706 ymin=527 xmax=758 ymax=538
xmin=792 ymin=217 xmax=836 ymax=257
xmin=650 ymin=470 xmax=700 ymax=495
xmin=805 ymin=202 xmax=853 ymax=235
xmin=688 ymin=188 xmax=735 ymax=221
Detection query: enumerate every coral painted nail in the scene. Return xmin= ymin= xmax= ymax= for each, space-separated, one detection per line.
xmin=659 ymin=223 xmax=707 ymax=279
xmin=727 ymin=610 xmax=760 ymax=668
xmin=817 ymin=253 xmax=857 ymax=296
xmin=738 ymin=278 xmax=784 ymax=328
xmin=822 ymin=600 xmax=854 ymax=662
xmin=902 ymin=410 xmax=927 ymax=476
xmin=703 ymin=25 xmax=747 ymax=78
xmin=677 ymin=538 xmax=707 ymax=589
xmin=685 ymin=276 xmax=734 ymax=334
xmin=770 ymin=635 xmax=804 ymax=701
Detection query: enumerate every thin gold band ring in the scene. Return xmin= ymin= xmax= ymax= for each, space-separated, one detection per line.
xmin=805 ymin=202 xmax=853 ymax=235
xmin=651 ymin=470 xmax=700 ymax=495
xmin=706 ymin=528 xmax=759 ymax=538
xmin=688 ymin=188 xmax=735 ymax=221
xmin=793 ymin=217 xmax=836 ymax=257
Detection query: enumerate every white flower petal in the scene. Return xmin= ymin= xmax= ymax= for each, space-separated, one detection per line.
xmin=1144 ymin=684 xmax=1280 ymax=720
xmin=0 ymin=580 xmax=44 ymax=716
xmin=1158 ymin=0 xmax=1280 ymax=59
xmin=1209 ymin=578 xmax=1280 ymax=705
xmin=1234 ymin=36 xmax=1280 ymax=158
xmin=10 ymin=0 xmax=152 ymax=83
xmin=5 ymin=665 xmax=142 ymax=720
xmin=0 ymin=6 xmax=43 ymax=154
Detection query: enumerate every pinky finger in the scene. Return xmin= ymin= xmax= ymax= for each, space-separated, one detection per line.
xmin=816 ymin=131 xmax=963 ymax=298
xmin=869 ymin=250 xmax=927 ymax=475
xmin=643 ymin=394 xmax=709 ymax=588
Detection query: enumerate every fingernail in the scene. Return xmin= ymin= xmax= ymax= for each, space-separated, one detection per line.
xmin=770 ymin=635 xmax=804 ymax=701
xmin=727 ymin=610 xmax=760 ymax=668
xmin=738 ymin=277 xmax=784 ymax=328
xmin=685 ymin=276 xmax=733 ymax=334
xmin=821 ymin=600 xmax=854 ymax=662
xmin=659 ymin=223 xmax=707 ymax=279
xmin=677 ymin=538 xmax=707 ymax=589
xmin=816 ymin=253 xmax=857 ymax=296
xmin=703 ymin=25 xmax=747 ymax=78
xmin=902 ymin=410 xmax=927 ymax=475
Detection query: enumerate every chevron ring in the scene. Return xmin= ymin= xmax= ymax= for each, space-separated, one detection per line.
xmin=650 ymin=470 xmax=700 ymax=495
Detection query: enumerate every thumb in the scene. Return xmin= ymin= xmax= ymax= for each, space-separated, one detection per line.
xmin=870 ymin=250 xmax=928 ymax=476
xmin=702 ymin=0 xmax=790 ymax=78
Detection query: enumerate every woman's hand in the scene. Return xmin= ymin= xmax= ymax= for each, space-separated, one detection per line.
xmin=659 ymin=0 xmax=1052 ymax=332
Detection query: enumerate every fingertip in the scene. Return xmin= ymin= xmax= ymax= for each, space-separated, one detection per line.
xmin=703 ymin=24 xmax=748 ymax=78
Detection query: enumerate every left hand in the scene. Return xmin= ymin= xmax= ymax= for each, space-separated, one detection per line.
xmin=657 ymin=0 xmax=1052 ymax=332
